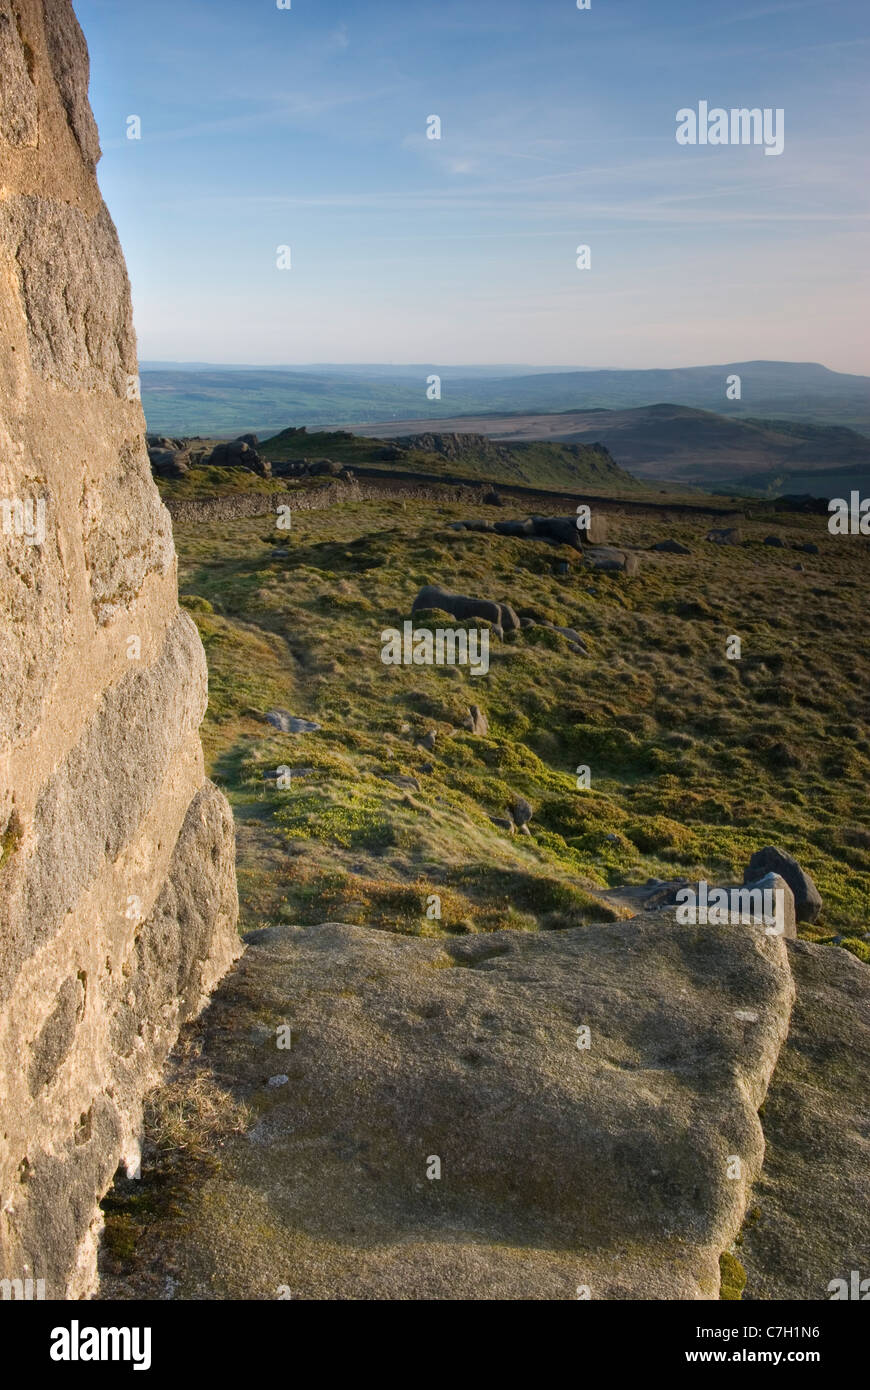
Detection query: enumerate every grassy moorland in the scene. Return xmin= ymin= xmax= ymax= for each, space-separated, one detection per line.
xmin=166 ymin=477 xmax=870 ymax=956
xmin=98 ymin=466 xmax=870 ymax=1299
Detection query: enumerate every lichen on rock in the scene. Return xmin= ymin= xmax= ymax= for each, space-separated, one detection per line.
xmin=0 ymin=0 xmax=238 ymax=1298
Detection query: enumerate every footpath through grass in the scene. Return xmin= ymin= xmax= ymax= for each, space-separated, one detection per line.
xmin=169 ymin=487 xmax=870 ymax=948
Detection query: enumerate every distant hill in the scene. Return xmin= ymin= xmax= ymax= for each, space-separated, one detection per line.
xmin=441 ymin=361 xmax=870 ymax=434
xmin=259 ymin=427 xmax=643 ymax=493
xmin=350 ymin=404 xmax=870 ymax=493
xmin=140 ymin=359 xmax=870 ymax=439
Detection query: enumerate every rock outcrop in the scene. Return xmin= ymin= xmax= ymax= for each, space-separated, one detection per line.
xmin=203 ymin=437 xmax=271 ymax=477
xmin=97 ymin=912 xmax=795 ymax=1300
xmin=740 ymin=940 xmax=870 ymax=1299
xmin=653 ymin=539 xmax=691 ymax=555
xmin=0 ymin=0 xmax=239 ymax=1297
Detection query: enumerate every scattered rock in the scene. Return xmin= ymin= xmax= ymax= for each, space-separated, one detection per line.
xmin=584 ymin=546 xmax=639 ymax=575
xmin=741 ymin=872 xmax=797 ymax=941
xmin=412 ymin=584 xmax=521 ymax=633
xmin=384 ymin=773 xmax=421 ymax=792
xmin=705 ymin=528 xmax=742 ymax=545
xmin=653 ymin=539 xmax=691 ymax=555
xmin=265 ymin=711 xmax=322 ymax=735
xmin=463 ymin=705 xmax=489 ymax=736
xmin=457 ymin=512 xmax=606 ymax=548
xmin=602 ymin=878 xmax=691 ymax=912
xmin=525 ymin=620 xmax=588 ymax=655
xmin=545 ymin=621 xmax=587 ymax=652
xmin=603 ymin=873 xmax=797 ymax=941
xmin=511 ymin=796 xmax=533 ymax=827
xmin=763 ymin=535 xmax=785 ymax=547
xmin=528 ymin=516 xmax=584 ymax=550
xmin=743 ymin=847 xmax=822 ymax=924
xmin=419 ymin=730 xmax=437 ymax=752
xmin=267 ymin=1075 xmax=289 ymax=1088
xmin=798 ymin=542 xmax=820 ymax=555
xmin=518 ymin=514 xmax=609 ymax=548
xmin=489 ymin=815 xmax=515 ymax=834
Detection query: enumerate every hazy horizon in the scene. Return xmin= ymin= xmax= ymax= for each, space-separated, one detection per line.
xmin=137 ymin=357 xmax=867 ymax=376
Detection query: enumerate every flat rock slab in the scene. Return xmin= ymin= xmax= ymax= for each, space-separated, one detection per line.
xmin=740 ymin=941 xmax=870 ymax=1300
xmin=103 ymin=914 xmax=794 ymax=1300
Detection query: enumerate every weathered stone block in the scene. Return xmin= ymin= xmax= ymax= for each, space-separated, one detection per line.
xmin=0 ymin=0 xmax=238 ymax=1298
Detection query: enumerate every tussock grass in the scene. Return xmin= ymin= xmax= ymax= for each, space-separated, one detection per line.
xmin=168 ymin=487 xmax=870 ymax=941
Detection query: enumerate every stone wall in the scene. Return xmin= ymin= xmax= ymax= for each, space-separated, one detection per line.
xmin=0 ymin=0 xmax=239 ymax=1297
xmin=164 ymin=480 xmax=483 ymax=527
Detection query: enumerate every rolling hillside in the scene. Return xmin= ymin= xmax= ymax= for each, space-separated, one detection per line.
xmin=259 ymin=427 xmax=645 ymax=493
xmin=140 ymin=360 xmax=870 ymax=440
xmin=353 ymin=405 xmax=870 ymax=493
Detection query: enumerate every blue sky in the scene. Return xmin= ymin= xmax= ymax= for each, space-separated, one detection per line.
xmin=75 ymin=0 xmax=870 ymax=371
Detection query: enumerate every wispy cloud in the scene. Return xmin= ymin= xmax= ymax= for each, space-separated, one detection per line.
xmin=78 ymin=0 xmax=870 ymax=371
